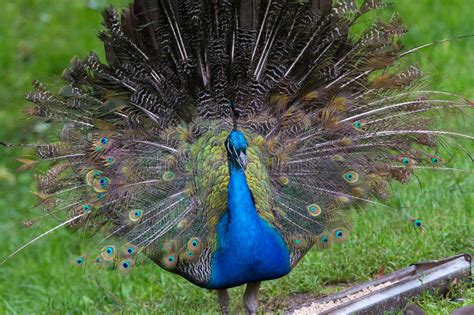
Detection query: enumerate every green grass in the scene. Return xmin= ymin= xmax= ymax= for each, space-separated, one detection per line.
xmin=0 ymin=0 xmax=473 ymax=314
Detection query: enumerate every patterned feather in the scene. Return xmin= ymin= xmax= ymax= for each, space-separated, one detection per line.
xmin=3 ymin=0 xmax=473 ymax=310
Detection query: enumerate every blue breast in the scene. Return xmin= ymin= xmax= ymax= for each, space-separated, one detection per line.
xmin=207 ymin=167 xmax=290 ymax=289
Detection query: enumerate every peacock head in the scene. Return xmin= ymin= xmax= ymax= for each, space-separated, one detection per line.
xmin=225 ymin=130 xmax=248 ymax=170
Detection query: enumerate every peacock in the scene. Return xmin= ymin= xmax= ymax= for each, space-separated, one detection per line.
xmin=2 ymin=0 xmax=473 ymax=313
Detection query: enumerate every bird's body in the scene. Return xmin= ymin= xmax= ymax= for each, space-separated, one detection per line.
xmin=209 ymin=131 xmax=290 ymax=289
xmin=3 ymin=0 xmax=473 ymax=313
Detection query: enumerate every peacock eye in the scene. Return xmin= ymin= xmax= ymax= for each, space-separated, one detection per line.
xmin=127 ymin=248 xmax=134 ymax=254
xmin=129 ymin=209 xmax=143 ymax=222
xmin=82 ymin=204 xmax=92 ymax=213
xmin=100 ymin=178 xmax=108 ymax=187
xmin=431 ymin=157 xmax=439 ymax=164
xmin=71 ymin=255 xmax=88 ymax=268
xmin=100 ymin=245 xmax=116 ymax=261
xmin=343 ymin=171 xmax=359 ymax=183
xmin=182 ymin=237 xmax=203 ymax=262
xmin=353 ymin=120 xmax=367 ymax=131
xmin=306 ymin=204 xmax=322 ymax=217
xmin=413 ymin=219 xmax=422 ymax=228
xmin=162 ymin=171 xmax=175 ymax=181
xmin=402 ymin=157 xmax=410 ymax=165
xmin=292 ymin=237 xmax=307 ymax=249
xmin=117 ymin=259 xmax=134 ymax=272
xmin=162 ymin=254 xmax=178 ymax=269
xmin=332 ymin=227 xmax=349 ymax=242
xmin=100 ymin=137 xmax=109 ymax=145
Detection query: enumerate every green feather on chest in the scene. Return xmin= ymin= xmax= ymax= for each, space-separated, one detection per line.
xmin=183 ymin=125 xmax=276 ymax=244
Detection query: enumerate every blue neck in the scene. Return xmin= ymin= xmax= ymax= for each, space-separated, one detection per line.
xmin=207 ymin=158 xmax=291 ymax=289
xmin=227 ymin=161 xmax=257 ymax=222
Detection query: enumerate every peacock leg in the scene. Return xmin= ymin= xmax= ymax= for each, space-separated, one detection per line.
xmin=243 ymin=282 xmax=261 ymax=315
xmin=216 ymin=289 xmax=230 ymax=314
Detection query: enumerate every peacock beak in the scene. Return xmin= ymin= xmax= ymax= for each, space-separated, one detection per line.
xmin=238 ymin=151 xmax=248 ymax=170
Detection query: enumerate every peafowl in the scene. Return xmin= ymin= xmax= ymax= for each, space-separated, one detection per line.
xmin=2 ymin=0 xmax=473 ymax=313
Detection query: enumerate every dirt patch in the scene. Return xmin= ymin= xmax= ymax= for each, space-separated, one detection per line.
xmin=261 ymin=284 xmax=353 ymax=313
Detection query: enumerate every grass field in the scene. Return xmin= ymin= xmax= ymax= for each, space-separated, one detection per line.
xmin=0 ymin=0 xmax=473 ymax=314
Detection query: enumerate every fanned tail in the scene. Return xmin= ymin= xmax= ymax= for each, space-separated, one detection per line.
xmin=3 ymin=0 xmax=472 ymax=282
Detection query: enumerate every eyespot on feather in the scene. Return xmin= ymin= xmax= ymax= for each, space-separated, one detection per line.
xmin=101 ymin=245 xmax=116 ymax=261
xmin=291 ymin=236 xmax=308 ymax=250
xmin=306 ymin=204 xmax=322 ymax=217
xmin=429 ymin=156 xmax=443 ymax=166
xmin=162 ymin=171 xmax=175 ymax=181
xmin=82 ymin=204 xmax=93 ymax=214
xmin=352 ymin=120 xmax=368 ymax=132
xmin=343 ymin=171 xmax=359 ymax=184
xmin=400 ymin=157 xmax=415 ymax=167
xmin=162 ymin=253 xmax=178 ymax=269
xmin=92 ymin=176 xmax=110 ymax=192
xmin=411 ymin=218 xmax=424 ymax=232
xmin=103 ymin=156 xmax=116 ymax=166
xmin=123 ymin=245 xmax=138 ymax=256
xmin=94 ymin=136 xmax=111 ymax=152
xmin=118 ymin=259 xmax=135 ymax=273
xmin=100 ymin=137 xmax=109 ymax=145
xmin=129 ymin=209 xmax=143 ymax=222
xmin=71 ymin=256 xmax=86 ymax=267
xmin=332 ymin=227 xmax=349 ymax=242
xmin=181 ymin=250 xmax=200 ymax=263
xmin=86 ymin=170 xmax=103 ymax=186
xmin=316 ymin=233 xmax=333 ymax=249
xmin=187 ymin=237 xmax=203 ymax=254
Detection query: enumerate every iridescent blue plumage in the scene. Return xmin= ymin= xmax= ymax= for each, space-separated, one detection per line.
xmin=208 ymin=131 xmax=290 ymax=289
